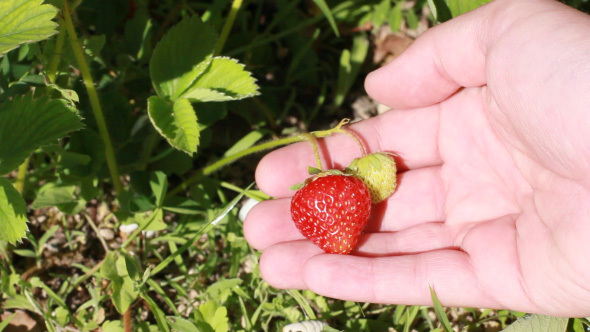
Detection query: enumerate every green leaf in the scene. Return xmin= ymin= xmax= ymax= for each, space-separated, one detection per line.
xmin=47 ymin=84 xmax=79 ymax=104
xmin=0 ymin=177 xmax=28 ymax=244
xmin=311 ymin=0 xmax=340 ymax=37
xmin=31 ymin=183 xmax=76 ymax=209
xmin=501 ymin=314 xmax=568 ymax=332
xmin=180 ymin=57 xmax=260 ymax=102
xmin=102 ymin=320 xmax=125 ymax=332
xmin=0 ymin=0 xmax=59 ymax=56
xmin=371 ymin=0 xmax=391 ymax=28
xmin=150 ymin=15 xmax=217 ymax=99
xmin=150 ymin=183 xmax=254 ymax=275
xmin=167 ymin=317 xmax=200 ymax=332
xmin=134 ymin=209 xmax=166 ymax=231
xmin=444 ymin=0 xmax=492 ymax=17
xmin=100 ymin=251 xmax=119 ymax=280
xmin=0 ymin=313 xmax=15 ymax=332
xmin=429 ymin=286 xmax=453 ymax=332
xmin=223 ymin=130 xmax=267 ymax=157
xmin=123 ymin=6 xmax=153 ymax=60
xmin=29 ymin=276 xmax=67 ymax=308
xmin=1 ymin=272 xmax=19 ymax=297
xmin=100 ymin=252 xmax=141 ymax=314
xmin=162 ymin=197 xmax=201 ymax=215
xmin=334 ymin=34 xmax=368 ymax=107
xmin=571 ymin=318 xmax=585 ymax=332
xmin=393 ymin=14 xmax=413 ymax=30
xmin=142 ymin=293 xmax=171 ymax=332
xmin=13 ymin=249 xmax=36 ymax=257
xmin=38 ymin=224 xmax=59 ymax=251
xmin=0 ymin=94 xmax=83 ymax=175
xmin=31 ymin=183 xmax=84 ymax=215
xmin=427 ymin=0 xmax=453 ymax=22
xmin=62 ymin=34 xmax=105 ymax=68
xmin=405 ymin=9 xmax=419 ymax=30
xmin=150 ymin=171 xmax=168 ymax=207
xmin=147 ymin=96 xmax=200 ymax=155
xmin=54 ymin=306 xmax=69 ymax=327
xmin=3 ymin=294 xmax=36 ymax=311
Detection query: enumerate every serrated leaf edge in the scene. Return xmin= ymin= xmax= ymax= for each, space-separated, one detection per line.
xmin=180 ymin=56 xmax=260 ymax=102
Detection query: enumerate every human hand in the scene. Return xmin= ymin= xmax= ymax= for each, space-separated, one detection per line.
xmin=244 ymin=0 xmax=590 ymax=317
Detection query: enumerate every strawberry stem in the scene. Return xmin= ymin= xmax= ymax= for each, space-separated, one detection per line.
xmin=333 ymin=119 xmax=367 ymax=157
xmin=301 ymin=133 xmax=323 ymax=170
xmin=167 ymin=118 xmax=364 ymax=197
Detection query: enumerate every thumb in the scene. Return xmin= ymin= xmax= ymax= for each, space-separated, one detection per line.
xmin=364 ymin=0 xmax=566 ymax=109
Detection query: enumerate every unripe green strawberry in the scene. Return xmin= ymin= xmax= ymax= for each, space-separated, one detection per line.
xmin=345 ymin=152 xmax=397 ymax=204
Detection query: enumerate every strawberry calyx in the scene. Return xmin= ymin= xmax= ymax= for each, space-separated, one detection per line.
xmin=289 ymin=167 xmax=349 ymax=191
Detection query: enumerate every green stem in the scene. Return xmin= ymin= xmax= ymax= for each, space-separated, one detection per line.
xmin=63 ymin=1 xmax=123 ymax=195
xmin=121 ymin=209 xmax=161 ymax=249
xmin=166 ymin=123 xmax=353 ymax=198
xmin=302 ymin=133 xmax=322 ymax=170
xmin=14 ymin=157 xmax=29 ymax=194
xmin=46 ymin=18 xmax=66 ymax=84
xmin=215 ymin=0 xmax=244 ymax=55
xmin=138 ymin=130 xmax=160 ymax=171
xmin=333 ymin=118 xmax=367 ymax=156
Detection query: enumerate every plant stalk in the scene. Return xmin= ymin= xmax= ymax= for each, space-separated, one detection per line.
xmin=333 ymin=118 xmax=367 ymax=156
xmin=138 ymin=130 xmax=160 ymax=171
xmin=14 ymin=157 xmax=29 ymax=194
xmin=46 ymin=19 xmax=67 ymax=84
xmin=62 ymin=1 xmax=123 ymax=195
xmin=123 ymin=309 xmax=132 ymax=332
xmin=302 ymin=133 xmax=323 ymax=170
xmin=215 ymin=0 xmax=244 ymax=55
xmin=166 ymin=119 xmax=361 ymax=197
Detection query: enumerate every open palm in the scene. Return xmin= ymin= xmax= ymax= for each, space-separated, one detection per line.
xmin=244 ymin=0 xmax=590 ymax=317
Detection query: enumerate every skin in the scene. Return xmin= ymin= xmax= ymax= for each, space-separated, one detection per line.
xmin=244 ymin=0 xmax=590 ymax=317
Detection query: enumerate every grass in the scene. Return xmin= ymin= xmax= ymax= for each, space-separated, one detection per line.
xmin=2 ymin=0 xmax=590 ymax=331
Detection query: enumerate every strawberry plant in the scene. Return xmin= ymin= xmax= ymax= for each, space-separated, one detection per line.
xmin=0 ymin=0 xmax=589 ymax=331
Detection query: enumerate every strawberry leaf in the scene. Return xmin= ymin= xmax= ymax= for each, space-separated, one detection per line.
xmin=179 ymin=57 xmax=260 ymax=102
xmin=0 ymin=0 xmax=59 ymax=56
xmin=0 ymin=177 xmax=28 ymax=244
xmin=0 ymin=94 xmax=83 ymax=175
xmin=147 ymin=96 xmax=199 ymax=155
xmin=501 ymin=314 xmax=568 ymax=332
xmin=149 ymin=15 xmax=217 ymax=100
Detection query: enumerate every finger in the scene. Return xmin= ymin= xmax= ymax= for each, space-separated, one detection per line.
xmin=302 ymin=250 xmax=497 ymax=309
xmin=243 ymin=198 xmax=303 ymax=250
xmin=245 ymin=167 xmax=446 ymax=250
xmin=356 ymin=222 xmax=453 ymax=256
xmin=256 ymin=106 xmax=441 ymax=198
xmin=364 ymin=0 xmax=501 ymax=109
xmin=367 ymin=166 xmax=444 ymax=232
xmin=259 ymin=240 xmax=323 ymax=289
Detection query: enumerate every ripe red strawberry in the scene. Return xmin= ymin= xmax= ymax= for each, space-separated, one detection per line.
xmin=290 ymin=174 xmax=372 ymax=254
